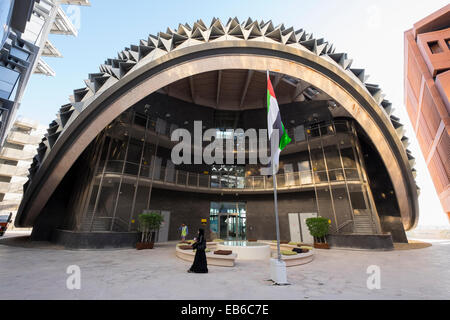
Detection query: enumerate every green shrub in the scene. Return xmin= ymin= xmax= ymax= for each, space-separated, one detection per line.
xmin=281 ymin=250 xmax=297 ymax=256
xmin=305 ymin=217 xmax=330 ymax=243
xmin=138 ymin=212 xmax=164 ymax=243
xmin=288 ymin=242 xmax=299 ymax=246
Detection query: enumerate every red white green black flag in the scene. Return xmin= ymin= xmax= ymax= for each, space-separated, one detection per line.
xmin=267 ymin=71 xmax=292 ymax=174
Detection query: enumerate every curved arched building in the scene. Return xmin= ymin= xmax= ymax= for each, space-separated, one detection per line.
xmin=15 ymin=18 xmax=419 ymax=249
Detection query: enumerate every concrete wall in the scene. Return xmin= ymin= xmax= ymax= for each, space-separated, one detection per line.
xmin=148 ymin=188 xmax=317 ymax=242
xmin=148 ymin=188 xmax=211 ymax=241
xmin=244 ymin=191 xmax=317 ymax=241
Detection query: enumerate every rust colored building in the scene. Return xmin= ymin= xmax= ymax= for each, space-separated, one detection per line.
xmin=404 ymin=5 xmax=450 ymax=221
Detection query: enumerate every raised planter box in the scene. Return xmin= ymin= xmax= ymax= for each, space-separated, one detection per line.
xmin=281 ymin=251 xmax=314 ymax=267
xmin=206 ymin=241 xmax=219 ymax=250
xmin=327 ymin=233 xmax=394 ymax=250
xmin=52 ymin=230 xmax=140 ymax=249
xmin=259 ymin=240 xmax=313 ymax=252
xmin=313 ymin=242 xmax=330 ymax=249
xmin=136 ymin=242 xmax=154 ymax=250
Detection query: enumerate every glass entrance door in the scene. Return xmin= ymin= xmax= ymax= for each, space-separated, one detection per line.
xmin=210 ymin=202 xmax=246 ymax=240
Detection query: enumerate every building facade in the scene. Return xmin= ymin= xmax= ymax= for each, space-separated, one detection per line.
xmin=0 ymin=117 xmax=45 ymax=230
xmin=404 ymin=5 xmax=450 ymax=221
xmin=15 ymin=18 xmax=419 ymax=249
xmin=0 ymin=0 xmax=90 ymax=146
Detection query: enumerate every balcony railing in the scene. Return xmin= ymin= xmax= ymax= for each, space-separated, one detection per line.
xmin=0 ymin=181 xmax=24 ymax=194
xmin=0 ymin=164 xmax=28 ymax=177
xmin=14 ymin=117 xmax=38 ymax=130
xmin=0 ymin=200 xmax=20 ymax=212
xmin=0 ymin=147 xmax=35 ymax=161
xmin=99 ymin=160 xmax=361 ymax=192
xmin=119 ymin=113 xmax=352 ymax=150
xmin=7 ymin=131 xmax=41 ymax=145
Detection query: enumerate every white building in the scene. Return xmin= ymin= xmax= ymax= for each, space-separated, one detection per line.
xmin=0 ymin=0 xmax=90 ymax=230
xmin=0 ymin=117 xmax=45 ymax=230
xmin=0 ymin=0 xmax=90 ymax=146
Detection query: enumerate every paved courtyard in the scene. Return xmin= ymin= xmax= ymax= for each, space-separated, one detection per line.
xmin=0 ymin=233 xmax=449 ymax=300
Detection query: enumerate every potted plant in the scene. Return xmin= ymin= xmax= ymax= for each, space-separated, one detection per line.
xmin=136 ymin=212 xmax=164 ymax=250
xmin=306 ymin=217 xmax=331 ymax=249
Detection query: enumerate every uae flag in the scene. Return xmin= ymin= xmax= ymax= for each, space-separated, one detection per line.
xmin=267 ymin=71 xmax=292 ymax=174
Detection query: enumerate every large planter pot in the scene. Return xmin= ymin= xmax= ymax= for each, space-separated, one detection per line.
xmin=313 ymin=242 xmax=330 ymax=249
xmin=136 ymin=242 xmax=154 ymax=250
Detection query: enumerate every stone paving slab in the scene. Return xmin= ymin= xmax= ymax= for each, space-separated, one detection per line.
xmin=0 ymin=235 xmax=449 ymax=300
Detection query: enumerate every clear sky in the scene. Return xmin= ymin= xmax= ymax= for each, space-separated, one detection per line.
xmin=18 ymin=0 xmax=449 ymax=228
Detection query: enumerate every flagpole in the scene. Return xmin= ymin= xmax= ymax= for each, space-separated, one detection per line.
xmin=267 ymin=70 xmax=282 ymax=262
xmin=267 ymin=70 xmax=289 ymax=284
xmin=272 ymin=167 xmax=282 ymax=261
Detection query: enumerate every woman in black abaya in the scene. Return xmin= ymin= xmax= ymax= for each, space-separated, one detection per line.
xmin=188 ymin=228 xmax=208 ymax=273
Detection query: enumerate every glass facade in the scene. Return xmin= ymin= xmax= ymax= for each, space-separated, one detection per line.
xmin=210 ymin=202 xmax=246 ymax=240
xmin=0 ymin=66 xmax=20 ymax=100
xmin=0 ymin=0 xmax=13 ymax=47
xmin=73 ymin=104 xmax=380 ymax=237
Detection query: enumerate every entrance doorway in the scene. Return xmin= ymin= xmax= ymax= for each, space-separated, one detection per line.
xmin=210 ymin=202 xmax=246 ymax=240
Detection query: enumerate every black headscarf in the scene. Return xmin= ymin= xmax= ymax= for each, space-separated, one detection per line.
xmin=198 ymin=228 xmax=205 ymax=244
xmin=194 ymin=228 xmax=206 ymax=250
